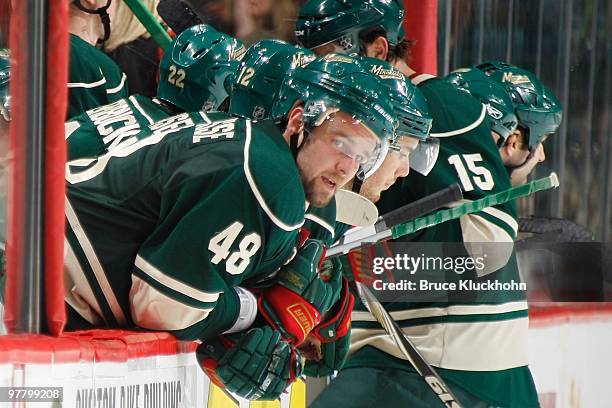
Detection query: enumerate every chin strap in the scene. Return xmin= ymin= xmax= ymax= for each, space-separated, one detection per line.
xmin=351 ymin=168 xmax=365 ymax=193
xmin=290 ymin=132 xmax=301 ymax=160
xmin=73 ymin=0 xmax=112 ymax=43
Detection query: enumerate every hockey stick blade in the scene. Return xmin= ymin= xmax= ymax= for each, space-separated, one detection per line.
xmin=157 ymin=0 xmax=204 ymax=35
xmin=354 ymin=282 xmax=463 ymax=408
xmin=328 ymin=184 xmax=463 ymax=257
xmin=335 ymin=189 xmax=379 ymax=227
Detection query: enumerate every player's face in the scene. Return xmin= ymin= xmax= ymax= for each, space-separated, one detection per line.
xmin=505 ymin=128 xmax=547 ymax=186
xmin=358 ymin=136 xmax=418 ymax=203
xmin=297 ymin=112 xmax=380 ymax=207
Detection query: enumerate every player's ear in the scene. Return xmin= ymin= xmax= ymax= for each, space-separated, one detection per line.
xmin=364 ymin=36 xmax=389 ymax=60
xmin=282 ymin=102 xmax=305 ymax=146
xmin=286 ymin=104 xmax=304 ymax=134
xmin=502 ymin=132 xmax=520 ymax=157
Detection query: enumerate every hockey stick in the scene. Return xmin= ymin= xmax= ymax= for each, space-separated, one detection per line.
xmin=392 ymin=172 xmax=559 ymax=238
xmin=157 ymin=0 xmax=204 ymax=35
xmin=335 ymin=189 xmax=379 ymax=227
xmin=330 ymin=184 xmax=462 ymax=254
xmin=123 ymin=0 xmax=173 ymax=49
xmin=328 ymin=172 xmax=559 ymax=257
xmin=353 ymin=281 xmax=462 ymax=407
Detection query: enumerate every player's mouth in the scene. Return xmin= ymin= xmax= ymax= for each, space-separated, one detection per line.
xmin=321 ymin=176 xmax=337 ymax=192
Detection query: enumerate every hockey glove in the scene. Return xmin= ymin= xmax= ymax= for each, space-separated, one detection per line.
xmin=196 ymin=326 xmax=302 ymax=401
xmin=259 ymin=239 xmax=341 ymax=345
xmin=303 ymin=276 xmax=355 ymax=377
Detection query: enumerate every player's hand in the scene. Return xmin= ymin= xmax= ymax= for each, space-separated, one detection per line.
xmin=258 ymin=239 xmax=341 ymax=345
xmin=303 ymin=276 xmax=355 ymax=377
xmin=196 ymin=326 xmax=302 ymax=401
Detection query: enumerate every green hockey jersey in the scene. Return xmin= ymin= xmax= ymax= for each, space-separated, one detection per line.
xmin=66 ymin=95 xmax=171 ymax=161
xmin=64 ymin=111 xmax=306 ymax=341
xmin=67 ymin=34 xmax=128 ymax=119
xmin=348 ymin=75 xmax=538 ymax=407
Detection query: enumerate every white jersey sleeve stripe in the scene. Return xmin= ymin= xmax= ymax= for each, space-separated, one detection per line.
xmin=106 ymin=73 xmax=127 ymax=95
xmin=350 ymin=317 xmax=529 ymax=371
xmin=67 ymin=77 xmax=107 ymax=89
xmin=135 ymin=255 xmax=221 ymax=304
xmin=129 ymin=96 xmax=154 ymax=125
xmin=65 ymin=197 xmax=128 ymax=325
xmin=304 ymin=213 xmax=335 ymax=238
xmin=130 ymin=275 xmax=213 ymax=331
xmin=429 ymin=104 xmax=487 ymax=138
xmin=352 ymin=300 xmax=528 ymax=322
xmin=243 ymin=120 xmax=304 ymax=232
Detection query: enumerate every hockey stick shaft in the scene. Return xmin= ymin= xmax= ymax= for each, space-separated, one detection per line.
xmin=328 ymin=173 xmax=559 ymax=257
xmin=328 ymin=184 xmax=463 ymax=257
xmin=354 ymin=282 xmax=463 ymax=407
xmin=123 ymin=0 xmax=173 ymax=49
xmin=391 ymin=172 xmax=559 ymax=238
xmin=380 ymin=183 xmax=462 ymax=232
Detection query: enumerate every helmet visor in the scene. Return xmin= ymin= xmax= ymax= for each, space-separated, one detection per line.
xmin=392 ymin=135 xmax=439 ymax=176
xmin=315 ymin=112 xmax=389 ymax=178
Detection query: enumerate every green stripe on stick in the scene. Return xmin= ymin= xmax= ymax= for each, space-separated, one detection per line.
xmin=392 ymin=172 xmax=559 ymax=239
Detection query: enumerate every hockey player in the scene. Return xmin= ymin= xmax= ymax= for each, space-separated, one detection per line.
xmin=296 ymin=1 xmax=561 ymax=407
xmin=446 ymin=61 xmax=562 ymax=186
xmin=229 ymin=43 xmax=437 ymax=378
xmin=63 ymin=54 xmax=398 ymax=400
xmin=68 ymin=0 xmax=128 ymax=118
xmin=66 ymin=24 xmax=245 ymax=160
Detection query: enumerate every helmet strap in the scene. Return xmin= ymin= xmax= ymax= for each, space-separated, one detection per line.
xmin=290 ymin=132 xmax=301 ymax=159
xmin=351 ymin=169 xmax=365 ymax=193
xmin=73 ymin=0 xmax=112 ymax=43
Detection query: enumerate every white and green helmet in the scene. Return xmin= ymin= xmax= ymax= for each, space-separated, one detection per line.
xmin=270 ymin=53 xmax=399 ymax=177
xmin=295 ymin=0 xmax=405 ymax=54
xmin=445 ymin=67 xmax=519 ymax=144
xmin=157 ymin=24 xmax=246 ymax=113
xmin=475 ymin=61 xmax=563 ymax=147
xmin=229 ymin=39 xmax=316 ymax=121
xmin=359 ymin=57 xmax=439 ymax=176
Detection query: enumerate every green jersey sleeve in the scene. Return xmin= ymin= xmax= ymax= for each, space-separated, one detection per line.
xmin=67 ymin=34 xmax=129 ymax=119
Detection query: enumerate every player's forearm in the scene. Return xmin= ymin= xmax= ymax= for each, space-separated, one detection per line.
xmin=166 ymin=288 xmax=256 ymax=341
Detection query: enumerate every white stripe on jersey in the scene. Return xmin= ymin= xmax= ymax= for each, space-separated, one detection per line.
xmin=429 ymin=104 xmax=487 ymax=138
xmin=130 ymin=275 xmax=214 ymax=331
xmin=67 ymin=77 xmax=107 ymax=89
xmin=65 ymin=197 xmax=128 ymax=325
xmin=352 ymin=301 xmax=528 ymax=322
xmin=304 ymin=213 xmax=335 ymax=239
xmin=64 ymin=237 xmax=106 ymax=326
xmin=350 ymin=316 xmax=530 ymax=371
xmin=134 ymin=255 xmax=221 ymax=304
xmin=243 ymin=120 xmax=304 ymax=232
xmin=129 ymin=96 xmax=155 ymax=125
xmin=107 ymin=73 xmax=127 ymax=94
